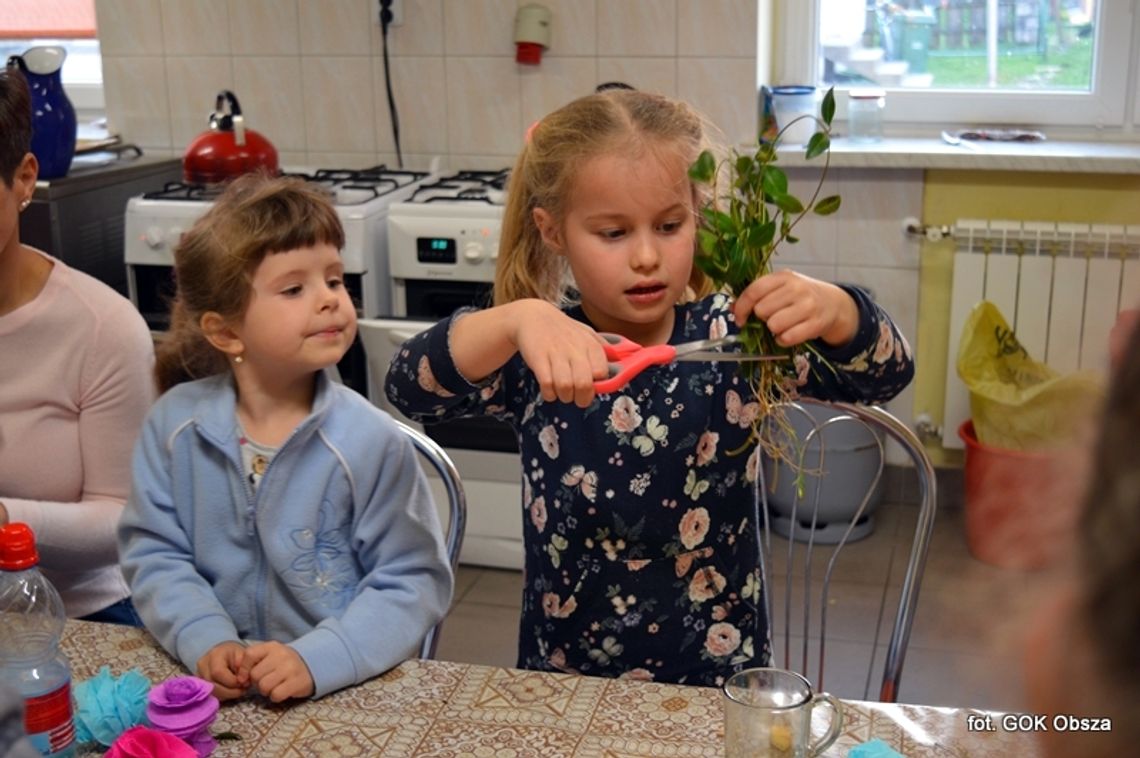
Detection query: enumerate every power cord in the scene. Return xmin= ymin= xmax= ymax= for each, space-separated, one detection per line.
xmin=378 ymin=0 xmax=403 ymax=168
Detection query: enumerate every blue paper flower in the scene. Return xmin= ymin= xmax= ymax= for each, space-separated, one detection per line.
xmin=73 ymin=666 xmax=152 ymax=746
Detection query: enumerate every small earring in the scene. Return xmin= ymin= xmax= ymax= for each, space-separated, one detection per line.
xmin=233 ymin=355 xmax=244 ymax=364
xmin=19 ymin=198 xmax=31 ymax=212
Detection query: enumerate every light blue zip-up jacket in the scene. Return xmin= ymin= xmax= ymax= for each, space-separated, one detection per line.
xmin=118 ymin=372 xmax=452 ymax=698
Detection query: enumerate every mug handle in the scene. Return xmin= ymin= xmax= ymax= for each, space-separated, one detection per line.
xmin=808 ymin=692 xmax=844 ymax=756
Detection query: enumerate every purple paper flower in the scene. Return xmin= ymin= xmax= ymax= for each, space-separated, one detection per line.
xmin=106 ymin=725 xmax=197 ymax=758
xmin=146 ymin=676 xmax=220 ymax=757
xmin=73 ymin=666 xmax=152 ymax=746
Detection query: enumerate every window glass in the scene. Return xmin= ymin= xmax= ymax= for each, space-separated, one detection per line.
xmin=820 ymin=0 xmax=1098 ymax=92
xmin=779 ymin=0 xmax=1130 ymax=128
xmin=1 ymin=0 xmax=100 ymax=87
xmin=1 ymin=39 xmax=102 ymax=85
xmin=2 ymin=1 xmax=102 ymax=113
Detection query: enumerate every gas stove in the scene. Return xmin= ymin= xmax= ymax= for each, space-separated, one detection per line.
xmin=386 ymin=169 xmax=510 ymax=313
xmin=124 ymin=165 xmax=431 ymax=329
xmin=374 ymin=168 xmax=525 ymax=570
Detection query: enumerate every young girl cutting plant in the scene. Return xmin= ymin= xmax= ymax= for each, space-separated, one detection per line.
xmin=385 ymin=88 xmax=913 ymax=686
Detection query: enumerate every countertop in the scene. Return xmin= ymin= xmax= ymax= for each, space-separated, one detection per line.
xmin=768 ymin=136 xmax=1140 ymax=174
xmin=61 ymin=619 xmax=1042 ymax=757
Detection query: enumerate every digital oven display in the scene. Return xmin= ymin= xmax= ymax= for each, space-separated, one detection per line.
xmin=416 ymin=237 xmax=457 ymax=264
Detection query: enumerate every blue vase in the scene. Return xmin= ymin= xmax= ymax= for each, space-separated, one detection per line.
xmin=7 ymin=46 xmax=77 ymax=179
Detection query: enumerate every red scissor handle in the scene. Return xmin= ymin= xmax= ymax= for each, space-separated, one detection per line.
xmin=594 ymin=334 xmax=678 ymax=394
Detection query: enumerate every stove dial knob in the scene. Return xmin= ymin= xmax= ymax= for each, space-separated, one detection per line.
xmin=489 ymin=240 xmax=500 ymax=260
xmin=170 ymin=226 xmax=184 ymax=242
xmin=144 ymin=226 xmax=165 ymax=249
xmin=463 ymin=241 xmax=484 ymax=263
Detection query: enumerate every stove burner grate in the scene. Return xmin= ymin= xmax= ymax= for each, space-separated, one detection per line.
xmin=143 ymin=165 xmax=428 ymax=204
xmin=408 ymin=169 xmax=510 ymax=203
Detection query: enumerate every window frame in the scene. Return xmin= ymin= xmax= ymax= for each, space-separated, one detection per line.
xmin=774 ymin=1 xmax=1138 ymax=131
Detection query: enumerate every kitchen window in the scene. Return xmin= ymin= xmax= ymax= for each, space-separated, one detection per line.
xmin=1 ymin=0 xmax=102 ymax=114
xmin=774 ymin=0 xmax=1136 ymax=130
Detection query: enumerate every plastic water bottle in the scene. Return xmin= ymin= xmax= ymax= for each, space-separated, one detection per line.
xmin=0 ymin=523 xmax=76 ymax=757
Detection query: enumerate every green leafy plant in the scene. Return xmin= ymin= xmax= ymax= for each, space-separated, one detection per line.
xmin=688 ymin=88 xmax=841 ymax=463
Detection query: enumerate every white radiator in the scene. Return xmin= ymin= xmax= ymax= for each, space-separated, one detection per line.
xmin=942 ymin=219 xmax=1140 ymax=449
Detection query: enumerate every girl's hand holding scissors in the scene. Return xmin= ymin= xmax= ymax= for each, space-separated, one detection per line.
xmin=450 ymin=299 xmax=610 ymax=409
xmin=732 ymin=270 xmax=859 ymax=348
xmin=506 ymin=300 xmax=611 ymax=408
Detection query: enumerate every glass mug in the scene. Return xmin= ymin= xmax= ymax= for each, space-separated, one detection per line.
xmin=722 ymin=668 xmax=843 ymax=758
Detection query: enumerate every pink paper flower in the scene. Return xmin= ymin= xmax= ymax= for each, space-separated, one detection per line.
xmin=146 ymin=676 xmax=220 ymax=757
xmin=106 ymin=725 xmax=197 ymax=758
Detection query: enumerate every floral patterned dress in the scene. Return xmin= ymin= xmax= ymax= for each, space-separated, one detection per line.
xmin=385 ymin=286 xmax=914 ymax=687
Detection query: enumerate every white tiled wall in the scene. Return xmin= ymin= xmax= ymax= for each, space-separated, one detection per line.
xmin=94 ymin=0 xmax=924 ymax=460
xmin=776 ymin=167 xmax=924 ymax=465
xmin=94 ymin=0 xmax=760 ymax=170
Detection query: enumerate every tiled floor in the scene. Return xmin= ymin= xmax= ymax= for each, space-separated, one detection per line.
xmin=435 ymin=501 xmax=1046 ymax=711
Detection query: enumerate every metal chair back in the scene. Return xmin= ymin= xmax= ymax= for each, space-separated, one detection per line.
xmin=392 ymin=419 xmax=467 ymax=660
xmin=757 ymin=399 xmax=936 ymax=702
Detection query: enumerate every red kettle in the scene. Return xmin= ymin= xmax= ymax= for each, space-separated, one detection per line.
xmin=182 ymin=90 xmax=278 ymax=184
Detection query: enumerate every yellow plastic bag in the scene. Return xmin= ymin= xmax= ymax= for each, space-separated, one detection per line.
xmin=956 ymin=301 xmax=1103 ymax=450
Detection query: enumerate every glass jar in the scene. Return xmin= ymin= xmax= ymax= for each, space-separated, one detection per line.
xmin=847 ymin=88 xmax=886 ymax=143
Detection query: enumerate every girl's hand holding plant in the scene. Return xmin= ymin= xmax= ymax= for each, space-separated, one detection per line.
xmin=689 ymin=87 xmax=842 ymax=460
xmin=732 ymin=270 xmax=859 ymax=348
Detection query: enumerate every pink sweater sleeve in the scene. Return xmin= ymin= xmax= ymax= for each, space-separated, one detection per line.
xmin=2 ymin=264 xmax=156 ymax=569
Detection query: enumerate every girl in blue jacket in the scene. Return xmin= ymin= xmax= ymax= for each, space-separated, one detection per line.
xmin=118 ymin=175 xmax=452 ymax=702
xmin=385 ymin=90 xmax=913 ymax=687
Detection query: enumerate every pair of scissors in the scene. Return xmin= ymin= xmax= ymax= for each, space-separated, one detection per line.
xmin=594 ymin=333 xmax=787 ymax=394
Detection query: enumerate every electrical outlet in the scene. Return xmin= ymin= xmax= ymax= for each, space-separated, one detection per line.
xmin=379 ymin=0 xmax=404 ymax=27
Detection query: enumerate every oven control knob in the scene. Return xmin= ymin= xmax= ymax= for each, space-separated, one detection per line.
xmin=144 ymin=226 xmax=165 ymax=249
xmin=463 ymin=241 xmax=484 ymax=262
xmin=489 ymin=241 xmax=499 ymax=260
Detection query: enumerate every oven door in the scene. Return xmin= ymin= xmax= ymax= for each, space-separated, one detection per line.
xmin=357 ymin=317 xmax=519 ymax=454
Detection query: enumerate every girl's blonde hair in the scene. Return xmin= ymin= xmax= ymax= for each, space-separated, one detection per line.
xmin=494 ymin=89 xmax=721 ymax=307
xmin=155 ymin=173 xmax=345 ymax=393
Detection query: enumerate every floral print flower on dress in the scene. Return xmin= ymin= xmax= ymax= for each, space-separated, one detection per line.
xmin=416 ymin=356 xmax=455 ymax=397
xmin=529 ymin=496 xmax=547 ymax=532
xmin=538 ymin=424 xmax=560 ymax=458
xmin=679 ymin=507 xmax=710 ymax=549
xmin=873 ymin=320 xmax=896 ymax=363
xmin=695 ymin=431 xmax=719 ymax=466
xmin=688 ymin=566 xmax=726 ymax=604
xmin=609 ymin=395 xmax=642 ymax=433
xmin=704 ymin=622 xmax=742 ymax=657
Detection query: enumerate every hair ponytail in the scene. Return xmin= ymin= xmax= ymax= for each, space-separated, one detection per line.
xmin=494 ymin=146 xmax=570 ymax=306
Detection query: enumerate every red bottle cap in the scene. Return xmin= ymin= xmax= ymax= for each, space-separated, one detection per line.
xmin=0 ymin=522 xmax=39 ymax=570
xmin=515 ymin=42 xmax=543 ymax=65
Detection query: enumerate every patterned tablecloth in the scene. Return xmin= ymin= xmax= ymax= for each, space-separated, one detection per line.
xmin=62 ymin=620 xmax=1039 ymax=757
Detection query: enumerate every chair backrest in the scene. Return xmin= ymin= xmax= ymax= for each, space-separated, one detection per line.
xmin=355 ymin=318 xmax=468 ymax=658
xmin=757 ymin=398 xmax=937 ymax=703
xmin=391 ymin=419 xmax=467 ymax=660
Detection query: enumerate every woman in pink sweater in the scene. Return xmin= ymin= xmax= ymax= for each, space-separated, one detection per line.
xmin=0 ymin=68 xmax=155 ymax=622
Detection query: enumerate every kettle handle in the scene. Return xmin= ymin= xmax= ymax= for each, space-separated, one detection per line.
xmin=208 ymin=90 xmax=247 ymax=146
xmin=6 ymin=55 xmax=28 ymax=73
